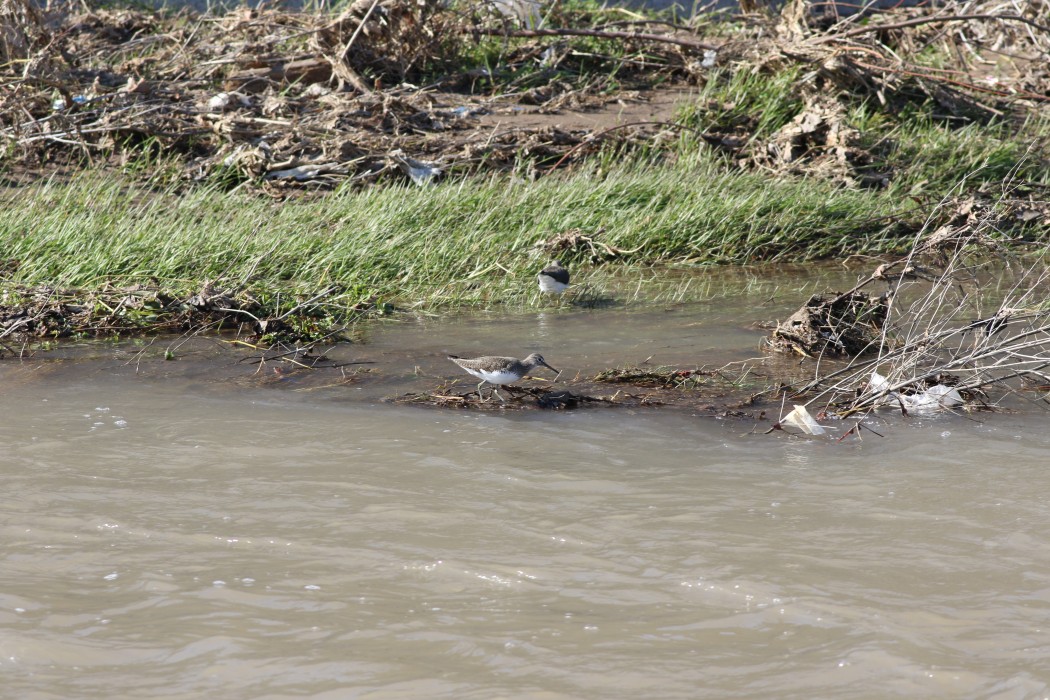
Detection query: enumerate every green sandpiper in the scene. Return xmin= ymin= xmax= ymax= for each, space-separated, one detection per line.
xmin=447 ymin=353 xmax=560 ymax=401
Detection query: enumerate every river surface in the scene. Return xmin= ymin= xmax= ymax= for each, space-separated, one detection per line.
xmin=3 ymin=268 xmax=1050 ymax=699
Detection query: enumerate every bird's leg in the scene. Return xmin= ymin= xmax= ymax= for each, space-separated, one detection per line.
xmin=476 ymin=380 xmax=486 ymax=401
xmin=492 ymin=386 xmax=505 ymax=403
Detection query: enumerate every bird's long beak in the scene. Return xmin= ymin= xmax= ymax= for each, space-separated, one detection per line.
xmin=540 ymin=360 xmax=559 ymax=376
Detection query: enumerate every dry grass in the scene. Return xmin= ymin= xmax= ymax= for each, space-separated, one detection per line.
xmin=1 ymin=0 xmax=1047 ymax=190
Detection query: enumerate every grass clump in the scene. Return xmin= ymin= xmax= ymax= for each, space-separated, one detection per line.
xmin=677 ymin=63 xmax=1050 ymax=197
xmin=680 ymin=66 xmax=806 ymax=141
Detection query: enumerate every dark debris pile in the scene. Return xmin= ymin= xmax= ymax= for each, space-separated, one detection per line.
xmin=769 ymin=291 xmax=890 ymax=357
xmin=1 ymin=0 xmax=702 ymax=190
xmin=765 ymin=195 xmax=1049 ymax=359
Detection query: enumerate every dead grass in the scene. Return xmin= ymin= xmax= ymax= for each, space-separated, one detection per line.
xmin=1 ymin=0 xmax=1047 ymax=191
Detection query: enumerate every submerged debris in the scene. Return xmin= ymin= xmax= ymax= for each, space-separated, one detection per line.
xmin=593 ymin=365 xmax=715 ymax=389
xmin=394 ymin=385 xmax=612 ymax=410
xmin=397 ymin=361 xmax=773 ymax=413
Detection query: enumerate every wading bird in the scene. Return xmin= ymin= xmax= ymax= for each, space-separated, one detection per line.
xmin=447 ymin=353 xmax=560 ymax=402
xmin=537 ymin=260 xmax=570 ymax=294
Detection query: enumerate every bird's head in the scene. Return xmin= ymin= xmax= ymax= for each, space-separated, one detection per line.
xmin=523 ymin=353 xmax=559 ymax=376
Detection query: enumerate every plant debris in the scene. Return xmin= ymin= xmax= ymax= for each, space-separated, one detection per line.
xmin=2 ymin=0 xmax=1048 ymax=361
xmin=768 ymin=291 xmax=890 ymax=357
xmin=0 ymin=280 xmax=375 ymax=347
xmin=2 ymin=0 xmax=1047 ymax=190
xmin=395 ymin=385 xmax=615 ymax=410
xmin=535 ymin=227 xmax=642 ymax=264
xmin=593 ymin=364 xmax=717 ymax=388
xmin=394 ymin=360 xmax=778 ymax=411
xmin=393 ymin=382 xmax=769 ymax=414
xmin=781 ymin=196 xmax=1050 ymax=418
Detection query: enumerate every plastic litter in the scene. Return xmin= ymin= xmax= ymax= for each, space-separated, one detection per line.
xmin=207 ymin=92 xmax=251 ymax=112
xmin=52 ymin=95 xmax=88 ymax=111
xmin=781 ymin=405 xmax=827 ymax=435
xmin=867 ymin=371 xmax=963 ymax=412
xmin=391 ymin=151 xmax=442 ymax=186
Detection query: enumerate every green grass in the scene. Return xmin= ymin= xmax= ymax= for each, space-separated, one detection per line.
xmin=679 ymin=68 xmax=1050 ymax=197
xmin=1 ymin=149 xmax=910 ymax=315
xmin=680 ymin=67 xmax=806 ymax=140
xmin=5 ymin=2 xmax=1047 ymax=344
xmin=4 ymin=58 xmax=1048 ymax=333
xmin=879 ymin=114 xmax=1050 ymax=196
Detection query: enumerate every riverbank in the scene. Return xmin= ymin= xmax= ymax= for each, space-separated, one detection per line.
xmin=2 ymin=0 xmax=1048 ymax=344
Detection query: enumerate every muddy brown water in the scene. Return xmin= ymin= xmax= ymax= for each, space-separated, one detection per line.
xmin=3 ymin=266 xmax=1050 ymax=699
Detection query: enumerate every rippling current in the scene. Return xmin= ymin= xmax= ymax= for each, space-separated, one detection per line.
xmin=3 ymin=295 xmax=1050 ymax=699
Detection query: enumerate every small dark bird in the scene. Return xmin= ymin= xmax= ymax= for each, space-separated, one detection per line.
xmin=448 ymin=353 xmax=560 ymax=402
xmin=537 ymin=260 xmax=570 ymax=294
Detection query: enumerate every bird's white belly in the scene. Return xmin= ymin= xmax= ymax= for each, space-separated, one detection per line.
xmin=538 ymin=275 xmax=568 ymax=293
xmin=473 ymin=369 xmax=522 ymax=385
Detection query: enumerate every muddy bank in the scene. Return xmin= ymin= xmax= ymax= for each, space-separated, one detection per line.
xmin=3 ymin=1 xmax=1048 ymax=428
xmin=395 ymin=362 xmax=776 ymax=416
xmin=3 ymin=232 xmax=1049 ymax=427
xmin=3 ymin=0 xmax=1047 ymax=348
xmin=0 ymin=282 xmax=814 ymax=421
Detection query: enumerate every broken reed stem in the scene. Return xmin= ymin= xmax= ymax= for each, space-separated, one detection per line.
xmin=814 ymin=12 xmax=1050 ymax=43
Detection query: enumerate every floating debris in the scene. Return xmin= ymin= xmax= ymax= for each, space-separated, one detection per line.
xmin=866 ymin=371 xmax=965 ymax=413
xmin=779 ymin=404 xmax=828 ymax=435
xmin=394 ymin=386 xmax=610 ymax=411
xmin=787 ymin=224 xmax=1050 ymax=419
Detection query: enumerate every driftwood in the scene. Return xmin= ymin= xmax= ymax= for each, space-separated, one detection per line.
xmin=226 ymin=58 xmax=333 ymax=92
